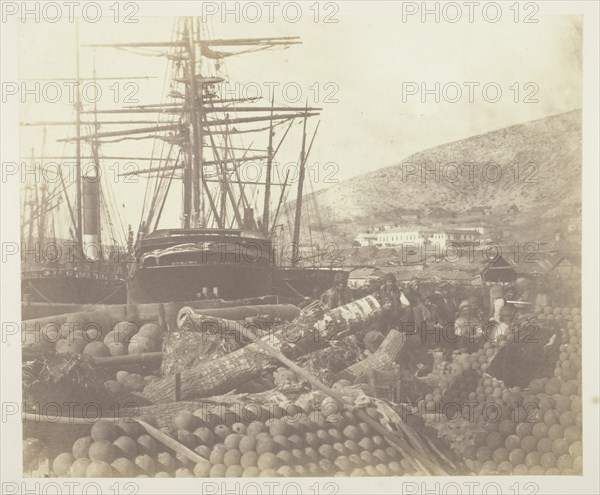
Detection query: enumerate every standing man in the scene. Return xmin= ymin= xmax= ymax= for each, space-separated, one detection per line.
xmin=489 ymin=284 xmax=506 ymax=320
xmin=454 ymin=299 xmax=483 ymax=351
xmin=379 ymin=273 xmax=412 ymax=332
xmin=320 ymin=272 xmax=351 ymax=310
xmin=404 ymin=279 xmax=422 ymax=306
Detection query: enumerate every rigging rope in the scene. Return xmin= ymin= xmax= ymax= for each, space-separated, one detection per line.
xmin=308 ymin=175 xmax=328 ymax=248
xmin=138 ymin=21 xmax=179 ymax=237
xmin=117 ymin=47 xmax=168 ymax=57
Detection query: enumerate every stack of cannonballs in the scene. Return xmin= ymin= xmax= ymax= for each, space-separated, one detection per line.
xmin=103 ymin=370 xmax=160 ymax=394
xmin=461 ymin=376 xmax=582 ymax=475
xmin=43 ymin=304 xmax=583 ymax=477
xmin=458 ymin=305 xmax=582 ymax=475
xmin=49 ymin=403 xmax=426 ymax=478
xmin=416 ymin=304 xmax=582 ymax=475
xmin=52 ymin=417 xmax=162 ymax=478
xmin=49 ymin=318 xmax=163 ymax=359
xmin=40 ymin=315 xmax=165 ymax=396
xmin=420 ymin=338 xmax=504 ymax=415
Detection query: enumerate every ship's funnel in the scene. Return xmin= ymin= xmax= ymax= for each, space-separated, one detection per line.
xmin=82 ymin=178 xmax=101 ymax=260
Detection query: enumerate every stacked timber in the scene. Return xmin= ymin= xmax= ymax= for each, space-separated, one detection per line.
xmin=162 ymin=304 xmax=300 ymax=375
xmin=32 ymin=294 xmax=586 ymax=478
xmin=22 ymin=295 xmax=466 ymax=477
xmin=142 ymin=297 xmax=381 ymax=402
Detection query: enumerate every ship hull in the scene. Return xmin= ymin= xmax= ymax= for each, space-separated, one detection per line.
xmin=274 ymin=267 xmax=348 ymax=299
xmin=128 ymin=263 xmax=273 ymax=304
xmin=128 ymin=228 xmax=275 ymax=304
xmin=22 ymin=274 xmax=127 ymax=305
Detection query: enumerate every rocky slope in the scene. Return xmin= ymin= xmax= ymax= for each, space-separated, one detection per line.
xmin=294 ymin=110 xmax=581 ymax=232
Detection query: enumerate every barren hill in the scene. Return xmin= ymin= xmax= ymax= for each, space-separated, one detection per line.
xmin=298 ymin=110 xmax=581 ymax=232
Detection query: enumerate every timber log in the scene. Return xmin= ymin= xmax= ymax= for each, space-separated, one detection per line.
xmin=143 ymin=296 xmax=381 ymax=403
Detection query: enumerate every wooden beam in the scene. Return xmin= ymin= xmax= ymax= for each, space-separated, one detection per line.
xmin=84 ymin=37 xmax=300 ymax=48
xmin=118 ymin=155 xmax=270 ymax=176
xmin=58 ymin=113 xmax=317 ymax=142
xmin=83 ymin=105 xmax=320 ymax=115
xmin=57 ymin=123 xmax=180 ymax=142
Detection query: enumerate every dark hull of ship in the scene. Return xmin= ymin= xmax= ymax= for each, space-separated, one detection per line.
xmin=128 ymin=263 xmax=273 ymax=304
xmin=127 ymin=230 xmax=347 ymax=304
xmin=128 ymin=228 xmax=275 ymax=304
xmin=22 ymin=274 xmax=127 ymax=305
xmin=273 ymin=267 xmax=348 ymax=299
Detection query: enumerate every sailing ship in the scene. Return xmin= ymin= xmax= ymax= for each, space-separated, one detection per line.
xmin=20 ymin=22 xmax=132 ymax=306
xmin=55 ymin=17 xmax=345 ymax=304
xmin=20 ymin=135 xmax=128 ymax=305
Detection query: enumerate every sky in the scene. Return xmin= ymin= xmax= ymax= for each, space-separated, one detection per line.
xmin=17 ymin=4 xmax=583 ymax=239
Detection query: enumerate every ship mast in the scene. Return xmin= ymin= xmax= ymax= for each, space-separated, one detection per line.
xmin=74 ymin=20 xmax=83 ymax=247
xmin=184 ymin=18 xmax=204 ymax=228
xmin=63 ymin=17 xmax=320 ymax=241
xmin=37 ymin=128 xmax=49 ymax=247
xmin=291 ymin=113 xmax=320 ymax=267
xmin=262 ymin=94 xmax=275 ymax=234
xmin=26 ymin=148 xmax=36 ymax=247
xmin=20 ymin=25 xmax=129 ymax=257
xmin=291 ymin=108 xmax=309 ymax=266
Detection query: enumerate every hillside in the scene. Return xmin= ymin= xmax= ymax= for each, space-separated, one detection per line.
xmin=293 ymin=110 xmax=581 ymax=236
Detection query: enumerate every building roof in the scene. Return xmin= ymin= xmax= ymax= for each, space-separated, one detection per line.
xmin=442 ymin=229 xmax=482 ymax=235
xmin=549 ymin=257 xmax=581 ymax=274
xmin=377 ymin=227 xmax=424 ymax=234
xmin=480 ymin=251 xmax=570 ymax=279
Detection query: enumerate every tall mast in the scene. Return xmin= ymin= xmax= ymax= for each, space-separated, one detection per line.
xmin=72 ymin=17 xmax=320 ymax=236
xmin=82 ymin=55 xmax=103 ymax=259
xmin=219 ymin=119 xmax=229 ymax=223
xmin=74 ymin=20 xmax=83 ymax=246
xmin=27 ymin=148 xmax=36 ymax=247
xmin=262 ymin=94 xmax=275 ymax=234
xmin=92 ymin=56 xmax=101 ymax=248
xmin=185 ymin=17 xmax=204 ymax=227
xmin=37 ymin=128 xmax=48 ymax=247
xmin=182 ymin=20 xmax=194 ymax=227
xmin=291 ymin=106 xmax=309 ymax=266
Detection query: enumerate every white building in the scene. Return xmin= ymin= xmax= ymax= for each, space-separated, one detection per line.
xmin=375 ymin=228 xmax=429 ymax=247
xmin=354 ymin=233 xmax=378 ymax=247
xmin=430 ymin=229 xmax=481 ymax=248
xmin=356 ymin=225 xmax=485 ymax=249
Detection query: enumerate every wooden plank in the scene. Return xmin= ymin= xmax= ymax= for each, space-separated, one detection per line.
xmin=175 ymin=304 xmax=300 ymax=327
xmin=23 ymin=295 xmax=280 ymax=325
xmin=220 ymin=320 xmax=446 ymax=475
xmin=92 ymin=352 xmax=163 ymax=368
xmin=136 ymin=419 xmax=209 ymax=467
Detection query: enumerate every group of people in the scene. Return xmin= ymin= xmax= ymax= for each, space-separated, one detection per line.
xmin=318 ymin=271 xmax=566 ymax=392
xmin=319 ymin=272 xmax=545 ymax=355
